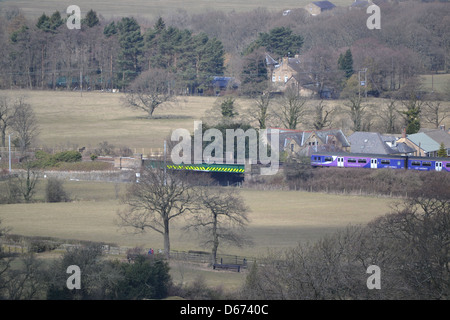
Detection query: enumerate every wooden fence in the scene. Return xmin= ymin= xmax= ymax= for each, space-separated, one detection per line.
xmin=0 ymin=240 xmax=254 ymax=268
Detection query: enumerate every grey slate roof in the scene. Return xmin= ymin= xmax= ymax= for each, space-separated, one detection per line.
xmin=348 ymin=131 xmax=414 ymax=155
xmin=407 ymin=132 xmax=441 ymax=153
xmin=312 ymin=1 xmax=336 ymax=10
xmin=420 ymin=129 xmax=450 ymax=149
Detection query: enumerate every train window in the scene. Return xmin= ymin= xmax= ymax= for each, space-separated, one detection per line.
xmin=411 ymin=161 xmax=420 ymax=166
xmin=358 ymin=159 xmax=367 ymax=163
xmin=348 ymin=159 xmax=357 ymax=163
xmin=325 ymin=157 xmax=333 ymax=162
xmin=380 ymin=160 xmax=390 ymax=164
xmin=423 ymin=162 xmax=432 ymax=167
xmin=446 ymin=163 xmax=450 ymax=168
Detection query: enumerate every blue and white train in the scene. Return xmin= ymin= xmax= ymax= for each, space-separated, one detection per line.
xmin=311 ymin=152 xmax=450 ymax=172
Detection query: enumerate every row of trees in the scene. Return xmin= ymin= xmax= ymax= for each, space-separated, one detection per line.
xmin=241 ymin=173 xmax=449 ymax=300
xmin=1 ymin=2 xmax=449 ymax=97
xmin=0 ymin=10 xmax=225 ymax=93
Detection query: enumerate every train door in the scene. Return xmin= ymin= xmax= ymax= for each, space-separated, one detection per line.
xmin=370 ymin=158 xmax=377 ymax=169
xmin=435 ymin=161 xmax=442 ymax=172
xmin=337 ymin=157 xmax=344 ymax=167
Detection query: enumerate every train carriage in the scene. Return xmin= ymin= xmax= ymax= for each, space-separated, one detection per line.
xmin=311 ymin=152 xmax=449 ymax=172
xmin=407 ymin=156 xmax=450 ymax=172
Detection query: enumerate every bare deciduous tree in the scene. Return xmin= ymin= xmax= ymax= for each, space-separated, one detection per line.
xmin=123 ymin=68 xmax=175 ymax=118
xmin=0 ymin=96 xmax=14 ymax=148
xmin=10 ymin=98 xmax=39 ymax=155
xmin=345 ymin=95 xmax=367 ymax=132
xmin=184 ymin=187 xmax=251 ymax=264
xmin=117 ymin=168 xmax=196 ymax=259
xmin=240 ymin=174 xmax=450 ymax=300
xmin=312 ymin=100 xmax=334 ymax=130
xmin=422 ymin=98 xmax=449 ymax=129
xmin=275 ymin=87 xmax=308 ymax=130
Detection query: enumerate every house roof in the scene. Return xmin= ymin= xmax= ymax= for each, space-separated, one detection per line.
xmin=420 ymin=129 xmax=450 ymax=149
xmin=211 ymin=76 xmax=236 ymax=89
xmin=312 ymin=1 xmax=336 ymax=10
xmin=267 ymin=128 xmax=350 ymax=153
xmin=350 ymin=0 xmax=371 ymax=8
xmin=348 ymin=132 xmax=413 ymax=155
xmin=406 ymin=132 xmax=441 ymax=153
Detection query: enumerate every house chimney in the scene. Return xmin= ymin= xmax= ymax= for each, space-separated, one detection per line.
xmin=401 ymin=127 xmax=406 ymax=139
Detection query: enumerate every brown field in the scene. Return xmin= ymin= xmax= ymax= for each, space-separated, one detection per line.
xmin=0 ymin=180 xmax=394 ymax=257
xmin=1 ymin=0 xmax=353 ymax=21
xmin=1 ymin=89 xmax=448 ymax=155
xmin=0 ymin=180 xmax=395 ymax=290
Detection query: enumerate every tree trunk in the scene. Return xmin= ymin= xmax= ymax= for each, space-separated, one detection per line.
xmin=211 ymin=214 xmax=219 ymax=265
xmin=164 ymin=219 xmax=170 ymax=259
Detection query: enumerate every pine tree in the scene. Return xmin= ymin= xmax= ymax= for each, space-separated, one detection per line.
xmin=437 ymin=142 xmax=447 ymax=158
xmin=154 ymin=17 xmax=166 ymax=31
xmin=339 ymin=49 xmax=354 ymax=79
xmin=82 ymin=9 xmax=100 ymax=28
xmin=245 ymin=27 xmax=303 ymax=59
xmin=116 ymin=17 xmax=144 ymax=88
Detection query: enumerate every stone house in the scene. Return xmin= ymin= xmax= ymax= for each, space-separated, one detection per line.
xmin=267 ymin=127 xmax=350 ymax=157
xmin=305 ymin=1 xmax=336 ymax=16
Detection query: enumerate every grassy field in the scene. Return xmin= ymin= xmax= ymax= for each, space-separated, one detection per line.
xmin=1 ymin=0 xmax=353 ymax=21
xmin=421 ymin=73 xmax=450 ymax=94
xmin=0 ymin=89 xmax=220 ymax=151
xmin=0 ymin=180 xmax=394 ymax=257
xmin=1 ymin=89 xmax=448 ymax=155
xmin=0 ymin=179 xmax=394 ymax=290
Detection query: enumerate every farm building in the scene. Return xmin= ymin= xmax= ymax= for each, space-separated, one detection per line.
xmin=305 ymin=1 xmax=336 ymax=15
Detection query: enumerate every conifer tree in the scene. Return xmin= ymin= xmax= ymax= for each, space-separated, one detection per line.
xmin=338 ymin=49 xmax=354 ymax=79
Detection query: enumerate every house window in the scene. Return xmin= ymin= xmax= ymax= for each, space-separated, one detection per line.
xmin=272 ymin=75 xmax=276 ymax=82
xmin=284 ymin=75 xmax=288 ymax=83
xmin=290 ymin=144 xmax=294 ymax=152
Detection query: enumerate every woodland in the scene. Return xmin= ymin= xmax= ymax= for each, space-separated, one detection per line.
xmin=0 ymin=1 xmax=448 ymax=98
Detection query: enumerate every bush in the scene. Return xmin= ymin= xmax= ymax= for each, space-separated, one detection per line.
xmin=33 ymin=150 xmax=82 ymax=168
xmin=116 ymin=255 xmax=171 ymax=300
xmin=52 ymin=151 xmax=82 ymax=163
xmin=45 ymin=177 xmax=70 ymax=202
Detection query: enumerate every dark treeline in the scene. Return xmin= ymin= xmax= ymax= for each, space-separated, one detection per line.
xmin=0 ymin=2 xmax=449 ymax=96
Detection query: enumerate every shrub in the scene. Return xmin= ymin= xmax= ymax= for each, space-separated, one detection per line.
xmin=116 ymin=255 xmax=171 ymax=300
xmin=52 ymin=151 xmax=82 ymax=163
xmin=45 ymin=177 xmax=70 ymax=202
